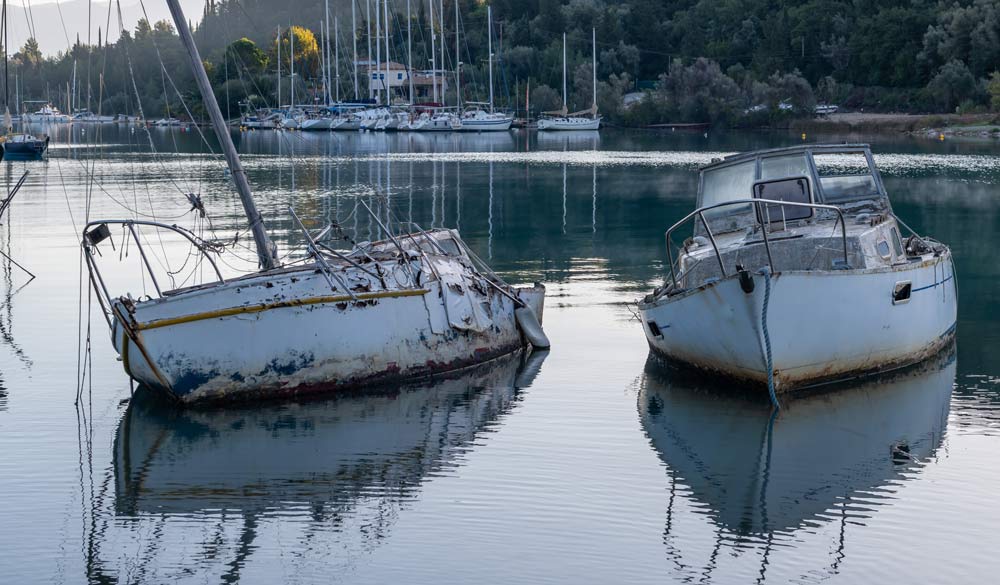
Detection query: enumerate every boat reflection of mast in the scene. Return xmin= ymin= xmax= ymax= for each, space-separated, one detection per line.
xmin=592 ymin=135 xmax=597 ymax=234
xmin=488 ymin=158 xmax=494 ymax=260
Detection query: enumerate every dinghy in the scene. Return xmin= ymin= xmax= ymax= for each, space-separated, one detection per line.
xmin=82 ymin=0 xmax=548 ymax=405
xmin=638 ymin=144 xmax=956 ymax=393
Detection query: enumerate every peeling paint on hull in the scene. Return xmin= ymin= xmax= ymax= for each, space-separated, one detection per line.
xmin=111 ymin=253 xmax=545 ymax=405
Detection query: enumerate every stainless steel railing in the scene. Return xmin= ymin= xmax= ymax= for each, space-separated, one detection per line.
xmin=665 ymin=198 xmax=849 ymax=290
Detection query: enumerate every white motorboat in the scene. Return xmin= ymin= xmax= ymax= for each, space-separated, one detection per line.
xmin=83 ymin=1 xmax=549 ymax=405
xmin=22 ymin=103 xmax=70 ymax=123
xmin=638 ymin=144 xmax=957 ymax=394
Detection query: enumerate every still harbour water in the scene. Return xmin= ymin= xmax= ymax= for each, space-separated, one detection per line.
xmin=1 ymin=125 xmax=998 ymax=583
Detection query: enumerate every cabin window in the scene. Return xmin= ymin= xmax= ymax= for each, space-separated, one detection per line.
xmin=877 ymin=240 xmax=891 ymax=259
xmin=753 ymin=177 xmax=813 ymax=223
xmin=701 ymin=160 xmax=756 ymax=224
xmin=813 ymin=152 xmax=879 ymax=202
xmin=760 ymin=154 xmax=810 ymax=183
xmin=891 ymin=227 xmax=904 ymax=257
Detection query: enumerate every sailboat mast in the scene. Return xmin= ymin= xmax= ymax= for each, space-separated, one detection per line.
xmin=438 ymin=0 xmax=444 ymax=107
xmin=290 ymin=27 xmax=295 ymax=109
xmin=407 ymin=0 xmax=413 ymax=104
xmin=2 ymin=0 xmax=8 ymax=115
xmin=429 ymin=0 xmax=436 ymax=103
xmin=384 ymin=0 xmax=389 ymax=105
xmin=319 ymin=21 xmax=327 ymax=106
xmin=374 ymin=0 xmax=380 ymax=103
xmin=487 ymin=5 xmax=493 ymax=113
xmin=164 ymin=0 xmax=276 ymax=270
xmin=352 ymin=0 xmax=359 ymax=99
xmin=324 ymin=0 xmax=331 ymax=104
xmin=335 ymin=16 xmax=340 ymax=103
xmin=277 ymin=26 xmax=281 ymax=107
xmin=455 ymin=0 xmax=460 ymax=111
xmin=366 ymin=0 xmax=372 ymax=101
xmin=561 ymin=32 xmax=566 ymax=115
xmin=592 ymin=27 xmax=596 ymax=116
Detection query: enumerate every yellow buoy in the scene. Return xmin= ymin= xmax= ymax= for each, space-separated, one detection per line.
xmin=801 ymin=133 xmax=807 ymax=140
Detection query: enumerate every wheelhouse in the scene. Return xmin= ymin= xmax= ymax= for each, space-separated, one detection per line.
xmin=697 ymin=144 xmax=889 ymax=237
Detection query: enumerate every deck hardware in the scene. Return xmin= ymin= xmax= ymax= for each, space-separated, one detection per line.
xmin=737 ymin=265 xmax=755 ymax=294
xmin=892 ymin=281 xmax=912 ymax=305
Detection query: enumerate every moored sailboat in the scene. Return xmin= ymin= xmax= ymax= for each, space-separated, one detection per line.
xmin=83 ymin=0 xmax=549 ymax=405
xmin=537 ymin=30 xmax=601 ymax=131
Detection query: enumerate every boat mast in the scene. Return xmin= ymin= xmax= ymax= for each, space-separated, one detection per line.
xmin=277 ymin=26 xmax=281 ymax=108
xmin=407 ymin=0 xmax=413 ymax=105
xmin=591 ymin=27 xmax=597 ymax=118
xmin=164 ymin=0 xmax=276 ymax=270
xmin=374 ymin=0 xmax=380 ymax=103
xmin=455 ymin=0 xmax=460 ymax=111
xmin=2 ymin=0 xmax=8 ymax=130
xmin=319 ymin=20 xmax=327 ymax=106
xmin=324 ymin=0 xmax=331 ymax=104
xmin=561 ymin=32 xmax=567 ymax=116
xmin=428 ymin=0 xmax=436 ymax=103
xmin=487 ymin=5 xmax=493 ymax=114
xmin=290 ymin=27 xmax=295 ymax=109
xmin=334 ymin=16 xmax=340 ymax=103
xmin=366 ymin=0 xmax=372 ymax=101
xmin=352 ymin=0 xmax=358 ymax=100
xmin=438 ymin=0 xmax=444 ymax=107
xmin=383 ymin=0 xmax=390 ymax=105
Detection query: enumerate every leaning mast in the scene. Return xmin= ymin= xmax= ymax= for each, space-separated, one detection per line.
xmin=164 ymin=0 xmax=276 ymax=269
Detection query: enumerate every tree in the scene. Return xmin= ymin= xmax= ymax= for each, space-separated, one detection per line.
xmin=223 ymin=38 xmax=268 ymax=78
xmin=272 ymin=26 xmax=320 ymax=79
xmin=987 ymin=71 xmax=1000 ymax=112
xmin=925 ymin=60 xmax=977 ymax=112
xmin=530 ymin=84 xmax=561 ymax=114
xmin=16 ymin=38 xmax=42 ymax=68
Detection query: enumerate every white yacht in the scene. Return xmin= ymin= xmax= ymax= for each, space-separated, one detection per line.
xmin=22 ymin=103 xmax=70 ymax=123
xmin=638 ymin=144 xmax=956 ymax=395
xmin=538 ymin=30 xmax=601 ymax=132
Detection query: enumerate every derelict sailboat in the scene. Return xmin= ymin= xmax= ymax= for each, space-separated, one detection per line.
xmin=82 ymin=0 xmax=549 ymax=405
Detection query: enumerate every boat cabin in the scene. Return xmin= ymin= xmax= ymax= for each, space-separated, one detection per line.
xmin=669 ymin=144 xmax=929 ymax=292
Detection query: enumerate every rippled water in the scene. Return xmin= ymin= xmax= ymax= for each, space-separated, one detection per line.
xmin=1 ymin=125 xmax=999 ymax=583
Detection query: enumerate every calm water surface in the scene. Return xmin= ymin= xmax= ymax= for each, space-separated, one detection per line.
xmin=1 ymin=125 xmax=999 ymax=583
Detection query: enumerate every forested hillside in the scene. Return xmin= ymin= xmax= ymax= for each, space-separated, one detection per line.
xmin=7 ymin=0 xmax=1000 ymax=124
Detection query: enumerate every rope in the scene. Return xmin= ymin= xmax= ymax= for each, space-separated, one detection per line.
xmin=759 ymin=267 xmax=780 ymax=411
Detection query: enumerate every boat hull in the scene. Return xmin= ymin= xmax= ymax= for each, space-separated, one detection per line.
xmin=537 ymin=117 xmax=601 ymax=131
xmin=3 ymin=138 xmax=49 ymax=158
xmin=638 ymin=251 xmax=957 ymax=391
xmin=112 ymin=266 xmax=545 ymax=404
xmin=460 ymin=118 xmax=513 ymax=132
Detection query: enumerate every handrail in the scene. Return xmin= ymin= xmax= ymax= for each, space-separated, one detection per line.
xmin=82 ymin=219 xmax=226 ymax=307
xmin=665 ymin=198 xmax=849 ymax=290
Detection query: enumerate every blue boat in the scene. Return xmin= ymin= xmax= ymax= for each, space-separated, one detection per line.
xmin=2 ymin=133 xmax=48 ymax=159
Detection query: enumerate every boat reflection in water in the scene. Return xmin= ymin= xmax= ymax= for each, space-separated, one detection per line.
xmin=638 ymin=346 xmax=954 ymax=578
xmin=115 ymin=350 xmax=545 ymax=516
